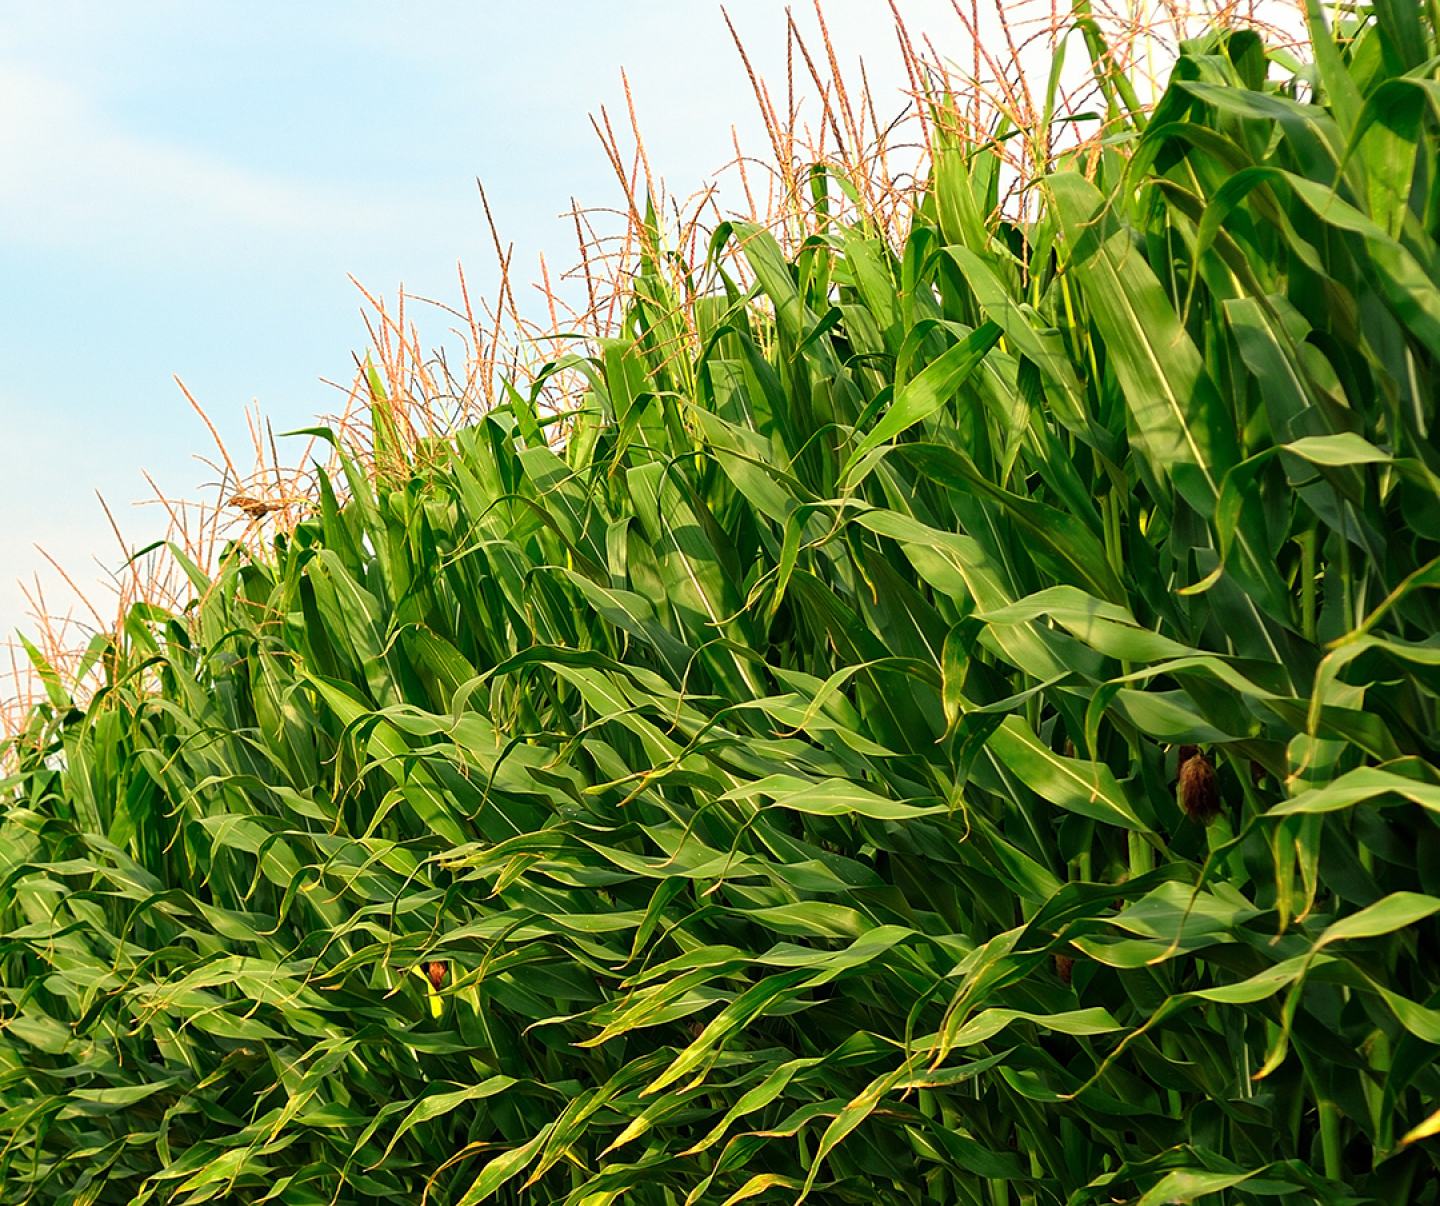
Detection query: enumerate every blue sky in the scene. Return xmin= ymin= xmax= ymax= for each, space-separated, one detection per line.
xmin=0 ymin=1 xmax=975 ymax=641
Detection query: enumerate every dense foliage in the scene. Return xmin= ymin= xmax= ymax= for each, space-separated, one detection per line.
xmin=5 ymin=5 xmax=1440 ymax=1202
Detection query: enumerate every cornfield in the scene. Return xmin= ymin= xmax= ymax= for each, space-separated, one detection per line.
xmin=4 ymin=1 xmax=1440 ymax=1201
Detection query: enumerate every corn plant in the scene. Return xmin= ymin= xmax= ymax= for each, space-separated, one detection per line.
xmin=3 ymin=3 xmax=1440 ymax=1202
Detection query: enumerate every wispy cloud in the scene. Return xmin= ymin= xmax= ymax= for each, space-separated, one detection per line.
xmin=0 ymin=67 xmax=466 ymax=265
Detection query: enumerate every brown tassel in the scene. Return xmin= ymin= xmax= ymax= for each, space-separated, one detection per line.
xmin=1178 ymin=748 xmax=1221 ymax=825
xmin=1054 ymin=954 xmax=1075 ymax=986
xmin=425 ymin=961 xmax=447 ymax=989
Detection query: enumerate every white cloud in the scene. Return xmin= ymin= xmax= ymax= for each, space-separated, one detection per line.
xmin=0 ymin=67 xmax=463 ymax=264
